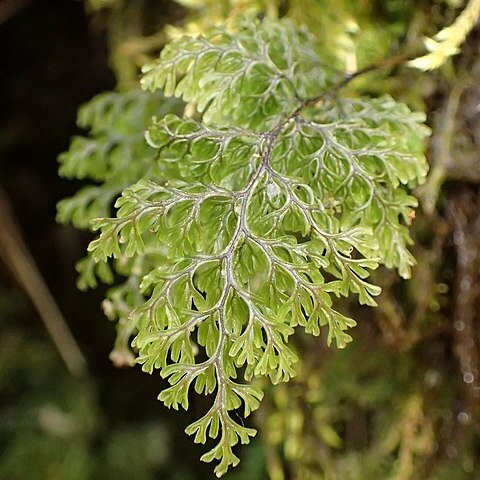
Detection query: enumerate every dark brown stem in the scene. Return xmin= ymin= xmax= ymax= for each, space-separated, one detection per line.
xmin=331 ymin=53 xmax=415 ymax=94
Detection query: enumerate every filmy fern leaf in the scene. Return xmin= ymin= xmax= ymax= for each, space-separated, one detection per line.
xmin=57 ymin=90 xmax=182 ymax=228
xmin=141 ymin=18 xmax=332 ymax=130
xmin=59 ymin=17 xmax=429 ymax=477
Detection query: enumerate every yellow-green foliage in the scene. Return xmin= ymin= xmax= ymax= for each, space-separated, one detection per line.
xmin=59 ymin=0 xmax=478 ymax=478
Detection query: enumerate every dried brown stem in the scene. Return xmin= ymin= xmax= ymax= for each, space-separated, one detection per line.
xmin=0 ymin=189 xmax=87 ymax=377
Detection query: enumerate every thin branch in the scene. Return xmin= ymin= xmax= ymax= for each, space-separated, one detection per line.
xmin=331 ymin=53 xmax=415 ymax=94
xmin=0 ymin=188 xmax=87 ymax=377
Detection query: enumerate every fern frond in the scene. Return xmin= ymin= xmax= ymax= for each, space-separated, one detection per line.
xmin=58 ymin=90 xmax=182 ymax=228
xmin=61 ymin=17 xmax=429 ymax=476
xmin=141 ymin=18 xmax=331 ymax=130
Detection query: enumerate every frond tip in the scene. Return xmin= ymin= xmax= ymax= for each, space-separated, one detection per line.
xmin=408 ymin=0 xmax=480 ymax=71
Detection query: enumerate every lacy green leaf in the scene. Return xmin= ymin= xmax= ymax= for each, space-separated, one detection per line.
xmin=58 ymin=90 xmax=182 ymax=228
xmin=141 ymin=17 xmax=331 ymax=130
xmin=60 ymin=17 xmax=429 ymax=477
